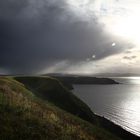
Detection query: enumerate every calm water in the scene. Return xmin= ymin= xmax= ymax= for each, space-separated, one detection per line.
xmin=73 ymin=77 xmax=140 ymax=137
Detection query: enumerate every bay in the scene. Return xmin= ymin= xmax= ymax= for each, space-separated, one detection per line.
xmin=73 ymin=77 xmax=140 ymax=137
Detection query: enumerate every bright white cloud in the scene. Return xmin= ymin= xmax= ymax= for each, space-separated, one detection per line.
xmin=67 ymin=0 xmax=140 ymax=47
xmin=93 ymin=0 xmax=140 ymax=47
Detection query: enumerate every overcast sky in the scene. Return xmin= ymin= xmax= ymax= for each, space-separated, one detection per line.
xmin=0 ymin=0 xmax=140 ymax=75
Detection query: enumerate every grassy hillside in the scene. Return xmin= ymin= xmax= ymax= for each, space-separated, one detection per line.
xmin=15 ymin=76 xmax=95 ymax=123
xmin=0 ymin=77 xmax=121 ymax=140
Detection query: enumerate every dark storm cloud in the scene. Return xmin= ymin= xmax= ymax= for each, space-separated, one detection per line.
xmin=0 ymin=0 xmax=131 ymax=74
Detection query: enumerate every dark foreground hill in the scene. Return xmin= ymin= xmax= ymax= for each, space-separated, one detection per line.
xmin=45 ymin=75 xmax=119 ymax=90
xmin=0 ymin=76 xmax=121 ymax=140
xmin=15 ymin=76 xmax=95 ymax=123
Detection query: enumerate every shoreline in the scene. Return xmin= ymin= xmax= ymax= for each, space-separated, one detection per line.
xmin=53 ymin=75 xmax=140 ymax=139
xmin=71 ymin=85 xmax=140 ymax=140
xmin=93 ymin=113 xmax=140 ymax=140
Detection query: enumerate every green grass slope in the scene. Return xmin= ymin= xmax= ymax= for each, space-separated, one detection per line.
xmin=0 ymin=77 xmax=121 ymax=140
xmin=15 ymin=76 xmax=95 ymax=123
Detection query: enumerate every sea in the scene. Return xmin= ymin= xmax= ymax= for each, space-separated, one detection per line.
xmin=73 ymin=77 xmax=140 ymax=137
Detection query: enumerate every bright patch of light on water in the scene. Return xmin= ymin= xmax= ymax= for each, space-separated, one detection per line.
xmin=113 ymin=77 xmax=140 ymax=85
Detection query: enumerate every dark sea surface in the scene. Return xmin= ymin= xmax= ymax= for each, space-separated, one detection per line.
xmin=73 ymin=77 xmax=140 ymax=137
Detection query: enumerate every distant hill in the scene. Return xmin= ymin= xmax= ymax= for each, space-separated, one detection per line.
xmin=0 ymin=77 xmax=121 ymax=140
xmin=43 ymin=74 xmax=119 ymax=86
xmin=44 ymin=73 xmax=140 ymax=78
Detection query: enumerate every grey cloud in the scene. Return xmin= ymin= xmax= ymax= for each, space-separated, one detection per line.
xmin=125 ymin=50 xmax=132 ymax=54
xmin=0 ymin=0 xmax=132 ymax=74
xmin=123 ymin=56 xmax=137 ymax=60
